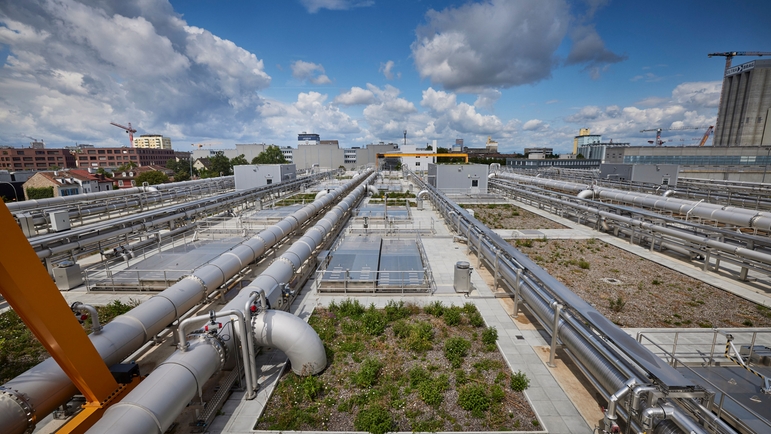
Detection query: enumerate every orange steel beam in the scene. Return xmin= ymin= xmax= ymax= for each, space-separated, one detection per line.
xmin=376 ymin=153 xmax=469 ymax=163
xmin=0 ymin=202 xmax=119 ymax=404
xmin=56 ymin=377 xmax=141 ymax=434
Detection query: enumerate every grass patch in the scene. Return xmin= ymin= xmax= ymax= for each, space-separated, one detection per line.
xmin=258 ymin=299 xmax=537 ymax=432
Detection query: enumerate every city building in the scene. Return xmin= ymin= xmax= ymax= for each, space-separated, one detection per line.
xmin=132 ymin=134 xmax=172 ymax=149
xmin=599 ymin=163 xmax=679 ymax=187
xmin=111 ymin=165 xmax=173 ymax=189
xmin=452 ymin=139 xmax=463 ymax=152
xmin=68 ymin=169 xmax=113 ymax=192
xmin=485 ymin=136 xmax=498 ymax=152
xmin=399 ymin=145 xmax=436 ymax=173
xmin=71 ymin=145 xmax=176 ymax=169
xmin=0 ymin=146 xmax=77 ymax=171
xmin=427 ymin=163 xmax=489 ymax=194
xmin=577 ymin=142 xmax=630 ymax=163
xmin=234 ymin=164 xmax=296 ymax=190
xmin=606 ymin=145 xmax=771 ymax=182
xmin=22 ymin=171 xmax=81 ymax=199
xmin=298 ymin=132 xmax=320 ymax=146
xmin=714 ymin=59 xmax=771 ymax=146
xmin=524 ymin=147 xmax=553 ymax=156
xmin=506 ymin=158 xmax=601 ymax=169
xmin=573 ymin=129 xmax=600 ymax=154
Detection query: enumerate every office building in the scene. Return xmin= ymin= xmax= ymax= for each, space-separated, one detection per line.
xmin=714 ymin=59 xmax=771 ymax=146
xmin=133 ymin=134 xmax=172 ymax=149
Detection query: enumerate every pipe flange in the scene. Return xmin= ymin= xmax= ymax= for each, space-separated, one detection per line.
xmin=183 ymin=274 xmax=207 ymax=293
xmin=207 ymin=333 xmax=228 ymax=367
xmin=275 ymin=256 xmax=297 ymax=273
xmin=0 ymin=386 xmax=35 ymax=434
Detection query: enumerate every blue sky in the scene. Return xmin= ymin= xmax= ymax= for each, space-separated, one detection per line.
xmin=0 ymin=0 xmax=769 ymax=154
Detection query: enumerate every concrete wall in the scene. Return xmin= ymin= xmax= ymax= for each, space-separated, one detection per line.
xmin=234 ymin=164 xmax=296 ymax=190
xmin=715 ymin=60 xmax=771 ymax=146
xmin=600 ymin=164 xmax=679 ymax=187
xmin=427 ymin=163 xmax=488 ymax=194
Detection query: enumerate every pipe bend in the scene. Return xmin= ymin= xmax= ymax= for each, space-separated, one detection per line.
xmin=577 ymin=189 xmax=594 ymax=199
xmin=252 ymin=310 xmax=326 ymax=375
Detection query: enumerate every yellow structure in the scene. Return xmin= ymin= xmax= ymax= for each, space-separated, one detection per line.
xmin=376 ymin=153 xmax=469 ymax=166
xmin=573 ymin=128 xmax=591 ymax=155
xmin=0 ymin=202 xmax=140 ymax=432
xmin=133 ymin=134 xmax=172 ymax=149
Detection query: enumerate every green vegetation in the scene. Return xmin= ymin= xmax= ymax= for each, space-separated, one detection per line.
xmin=252 ymin=145 xmax=289 ymax=164
xmin=134 ymin=170 xmax=169 ymax=186
xmin=609 ymin=296 xmax=626 ymax=313
xmin=26 ymin=186 xmax=54 ymax=200
xmin=0 ymin=299 xmax=140 ymax=383
xmin=260 ymin=299 xmax=537 ymax=432
xmin=510 ymin=370 xmax=531 ymax=392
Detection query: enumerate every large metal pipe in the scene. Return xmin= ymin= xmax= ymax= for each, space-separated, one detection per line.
xmin=411 ymin=172 xmax=709 ymax=434
xmin=498 ymin=172 xmax=771 ymax=231
xmin=0 ymin=170 xmax=373 ymax=434
xmin=87 ymin=173 xmax=375 ymax=434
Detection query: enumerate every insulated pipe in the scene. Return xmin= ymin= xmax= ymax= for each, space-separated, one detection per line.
xmin=7 ymin=177 xmax=234 ymax=213
xmin=367 ymin=185 xmax=378 ymax=196
xmin=0 ymin=170 xmax=373 ymax=434
xmin=577 ymin=189 xmax=594 ymax=199
xmin=410 ymin=171 xmax=708 ymax=434
xmin=493 ymin=180 xmax=771 ymax=267
xmin=88 ymin=173 xmax=375 ymax=434
xmin=498 ymin=172 xmax=771 ymax=231
xmin=604 ymin=378 xmax=638 ymax=430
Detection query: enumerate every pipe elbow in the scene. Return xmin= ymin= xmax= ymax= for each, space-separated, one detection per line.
xmin=577 ymin=189 xmax=594 ymax=199
xmin=252 ymin=310 xmax=326 ymax=375
xmin=662 ymin=190 xmax=675 ymax=197
xmin=416 ymin=189 xmax=429 ymax=200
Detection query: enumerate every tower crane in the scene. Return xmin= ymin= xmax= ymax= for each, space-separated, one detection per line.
xmin=640 ymin=126 xmax=710 ymax=146
xmin=698 ymin=126 xmax=714 ymax=147
xmin=110 ymin=122 xmax=137 ymax=147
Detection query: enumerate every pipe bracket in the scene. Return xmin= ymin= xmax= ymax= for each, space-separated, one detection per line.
xmin=0 ymin=387 xmax=35 ymax=434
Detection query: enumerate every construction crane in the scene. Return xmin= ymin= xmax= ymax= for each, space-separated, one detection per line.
xmin=698 ymin=126 xmax=714 ymax=147
xmin=110 ymin=122 xmax=137 ymax=147
xmin=708 ymin=51 xmax=771 ymax=71
xmin=640 ymin=126 xmax=709 ymax=146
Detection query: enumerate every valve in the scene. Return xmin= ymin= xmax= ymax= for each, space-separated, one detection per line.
xmin=203 ymin=323 xmax=223 ymax=332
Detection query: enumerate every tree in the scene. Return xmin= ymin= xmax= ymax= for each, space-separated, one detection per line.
xmin=230 ymin=154 xmax=248 ymax=166
xmin=251 ymin=145 xmax=288 ymax=164
xmin=96 ymin=167 xmax=113 ymax=178
xmin=208 ymin=152 xmax=232 ymax=176
xmin=576 ymin=153 xmax=585 ymax=159
xmin=166 ymin=158 xmax=183 ymax=172
xmin=117 ymin=161 xmax=138 ymax=171
xmin=173 ymin=170 xmax=190 ymax=182
xmin=135 ymin=171 xmax=169 ymax=185
xmin=426 ymin=145 xmax=433 ymax=151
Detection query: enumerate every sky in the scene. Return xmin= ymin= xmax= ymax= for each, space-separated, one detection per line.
xmin=0 ymin=0 xmax=770 ymax=155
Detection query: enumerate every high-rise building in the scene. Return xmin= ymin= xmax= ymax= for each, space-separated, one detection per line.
xmin=573 ymin=129 xmax=600 ymax=154
xmin=133 ymin=134 xmax=172 ymax=149
xmin=714 ymin=59 xmax=771 ymax=146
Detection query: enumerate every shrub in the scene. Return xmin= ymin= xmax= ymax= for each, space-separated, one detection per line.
xmin=362 ymin=307 xmax=387 ymax=336
xmin=300 ymin=375 xmax=324 ymax=401
xmin=455 ymin=369 xmax=468 ymax=386
xmin=510 ymin=370 xmax=530 ymax=392
xmin=405 ymin=321 xmax=434 ymax=353
xmin=418 ymin=374 xmax=449 ymax=407
xmin=409 ymin=366 xmax=431 ymax=388
xmin=468 ymin=311 xmax=485 ymax=327
xmin=515 ymin=239 xmax=533 ymax=248
xmin=457 ymin=383 xmax=491 ymax=418
xmin=424 ymin=300 xmax=445 ymax=317
xmin=481 ymin=326 xmax=498 ymax=350
xmin=354 ymin=405 xmax=395 ymax=434
xmin=578 ymin=259 xmax=590 ymax=269
xmin=444 ymin=337 xmax=471 ymax=368
xmin=353 ymin=358 xmax=383 ymax=388
xmin=26 ymin=186 xmax=54 ymax=200
xmin=462 ymin=303 xmax=478 ymax=315
xmin=334 ymin=298 xmax=366 ymax=318
xmin=609 ymin=296 xmax=626 ymax=313
xmin=384 ymin=300 xmax=410 ymax=321
xmin=490 ymin=384 xmax=505 ymax=403
xmin=443 ymin=306 xmax=462 ymax=326
xmin=392 ymin=319 xmax=410 ymax=338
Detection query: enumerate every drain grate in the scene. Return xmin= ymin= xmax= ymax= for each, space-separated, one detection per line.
xmin=601 ymin=277 xmax=623 ymax=285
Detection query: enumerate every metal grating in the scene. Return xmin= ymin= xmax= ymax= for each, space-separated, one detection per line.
xmin=377 ymin=239 xmax=425 ymax=287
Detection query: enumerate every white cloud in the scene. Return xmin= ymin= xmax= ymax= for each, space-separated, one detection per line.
xmin=474 ymin=89 xmax=501 ymax=111
xmin=379 ymin=60 xmax=400 ymax=80
xmin=333 ymin=86 xmax=376 ymax=105
xmin=420 ymin=88 xmax=504 ymax=135
xmin=671 ymin=81 xmax=721 ymax=108
xmin=291 ymin=60 xmax=332 ymax=85
xmin=411 ymin=0 xmax=570 ymax=92
xmin=0 ymin=0 xmax=272 ymax=145
xmin=523 ymin=119 xmax=547 ymax=131
xmin=299 ymin=0 xmax=374 ymax=14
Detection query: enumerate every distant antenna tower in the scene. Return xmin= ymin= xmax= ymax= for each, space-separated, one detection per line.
xmin=403 ymin=130 xmax=407 ymax=147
